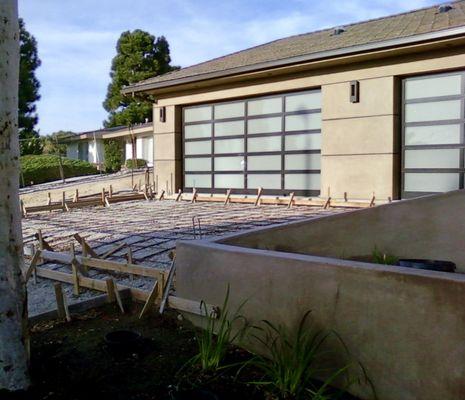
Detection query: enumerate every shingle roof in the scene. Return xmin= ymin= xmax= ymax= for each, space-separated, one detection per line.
xmin=127 ymin=1 xmax=465 ymax=92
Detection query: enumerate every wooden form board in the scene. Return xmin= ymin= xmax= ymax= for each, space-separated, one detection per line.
xmin=165 ymin=192 xmax=376 ymax=209
xmin=34 ymin=267 xmax=216 ymax=318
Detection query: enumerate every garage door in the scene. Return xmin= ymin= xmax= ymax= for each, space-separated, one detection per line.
xmin=183 ymin=90 xmax=321 ymax=196
xmin=402 ymin=71 xmax=465 ymax=198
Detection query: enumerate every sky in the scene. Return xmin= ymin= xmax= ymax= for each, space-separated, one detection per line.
xmin=19 ymin=0 xmax=440 ymax=135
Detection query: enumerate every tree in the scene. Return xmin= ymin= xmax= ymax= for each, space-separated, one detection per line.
xmin=103 ymin=30 xmax=178 ymax=127
xmin=103 ymin=139 xmax=124 ymax=172
xmin=42 ymin=131 xmax=73 ymax=156
xmin=0 ymin=0 xmax=30 ymax=391
xmin=18 ymin=18 xmax=41 ymax=155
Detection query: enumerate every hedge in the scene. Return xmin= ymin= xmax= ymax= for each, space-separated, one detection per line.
xmin=104 ymin=139 xmax=123 ymax=173
xmin=20 ymin=155 xmax=98 ymax=186
xmin=125 ymin=158 xmax=147 ymax=169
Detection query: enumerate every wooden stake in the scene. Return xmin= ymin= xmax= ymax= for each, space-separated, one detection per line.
xmin=224 ymin=189 xmax=231 ymax=206
xmin=175 ymin=189 xmax=182 ymax=202
xmin=37 ymin=229 xmax=44 ymax=251
xmin=369 ymin=194 xmax=376 ymax=207
xmin=344 ymin=192 xmax=348 ymax=202
xmin=254 ymin=187 xmax=263 ymax=206
xmin=127 ymin=246 xmax=134 ymax=281
xmin=159 ymin=256 xmax=176 ymax=315
xmin=105 ymin=278 xmax=116 ymax=303
xmin=287 ymin=192 xmax=295 ymax=209
xmin=101 ymin=188 xmax=106 ymax=205
xmin=20 ymin=199 xmax=27 ymax=218
xmin=54 ymin=283 xmax=70 ymax=321
xmin=70 ymin=243 xmax=80 ymax=296
xmin=73 ymin=233 xmax=99 ymax=258
xmin=323 ymin=197 xmax=331 ymax=209
xmin=158 ymin=189 xmax=165 ymax=201
xmin=105 ymin=197 xmax=111 ymax=207
xmin=191 ymin=188 xmax=198 ymax=203
xmin=73 ymin=189 xmax=79 ymax=203
xmin=24 ymin=250 xmax=41 ymax=283
xmin=62 ymin=191 xmax=69 ymax=212
xmin=109 ymin=185 xmax=113 ymax=198
xmin=47 ymin=192 xmax=52 ymax=205
xmin=139 ymin=280 xmax=158 ymax=319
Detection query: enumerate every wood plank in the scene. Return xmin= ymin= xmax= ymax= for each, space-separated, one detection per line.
xmin=224 ymin=189 xmax=231 ymax=206
xmin=53 ymin=283 xmax=70 ymax=321
xmin=191 ymin=188 xmax=197 ymax=203
xmin=159 ymin=257 xmax=176 ymax=315
xmin=287 ymin=192 xmax=295 ymax=209
xmin=175 ymin=189 xmax=183 ymax=202
xmin=73 ymin=233 xmax=99 ymax=258
xmin=168 ymin=296 xmax=218 ymax=318
xmin=139 ymin=280 xmax=158 ymax=319
xmin=35 ymin=267 xmax=216 ymax=316
xmin=24 ymin=250 xmax=41 ymax=283
xmin=254 ymin=187 xmax=263 ymax=206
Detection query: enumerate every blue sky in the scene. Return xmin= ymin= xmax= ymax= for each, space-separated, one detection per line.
xmin=19 ymin=0 xmax=439 ymax=135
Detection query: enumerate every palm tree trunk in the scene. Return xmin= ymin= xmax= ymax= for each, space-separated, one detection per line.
xmin=0 ymin=0 xmax=30 ymax=391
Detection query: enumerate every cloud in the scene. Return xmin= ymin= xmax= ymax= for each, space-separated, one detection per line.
xmin=19 ymin=0 xmax=438 ymax=134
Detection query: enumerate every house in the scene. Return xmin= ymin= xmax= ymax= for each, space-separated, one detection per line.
xmin=64 ymin=122 xmax=154 ymax=169
xmin=121 ymin=1 xmax=465 ymax=201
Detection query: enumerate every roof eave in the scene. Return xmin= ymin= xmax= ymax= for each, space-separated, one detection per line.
xmin=122 ymin=25 xmax=465 ymax=95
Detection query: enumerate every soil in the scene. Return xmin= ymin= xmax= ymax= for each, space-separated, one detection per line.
xmin=1 ymin=304 xmax=359 ymax=400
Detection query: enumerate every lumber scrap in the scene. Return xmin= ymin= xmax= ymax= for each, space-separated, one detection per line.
xmin=139 ymin=280 xmax=158 ymax=319
xmin=73 ymin=233 xmax=99 ymax=258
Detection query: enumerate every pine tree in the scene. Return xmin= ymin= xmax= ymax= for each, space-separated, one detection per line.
xmin=18 ymin=18 xmax=41 ymax=155
xmin=103 ymin=30 xmax=178 ymax=127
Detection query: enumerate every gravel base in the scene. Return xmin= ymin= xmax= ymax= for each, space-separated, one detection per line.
xmin=24 ymin=200 xmax=348 ymax=316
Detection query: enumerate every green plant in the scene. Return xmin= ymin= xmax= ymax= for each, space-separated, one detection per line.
xmin=20 ymin=154 xmax=97 ymax=185
xmin=103 ymin=139 xmax=123 ymax=172
xmin=371 ymin=246 xmax=398 ymax=265
xmin=125 ymin=158 xmax=147 ymax=169
xmin=244 ymin=311 xmax=353 ymax=400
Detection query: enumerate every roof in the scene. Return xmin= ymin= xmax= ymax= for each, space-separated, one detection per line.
xmin=125 ymin=1 xmax=465 ymax=93
xmin=62 ymin=122 xmax=153 ymax=142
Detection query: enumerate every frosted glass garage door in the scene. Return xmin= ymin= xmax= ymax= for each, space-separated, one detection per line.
xmin=402 ymin=72 xmax=465 ymax=198
xmin=183 ymin=89 xmax=321 ymax=195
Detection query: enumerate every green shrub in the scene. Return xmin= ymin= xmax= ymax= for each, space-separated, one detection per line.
xmin=20 ymin=154 xmax=97 ymax=186
xmin=125 ymin=158 xmax=147 ymax=169
xmin=104 ymin=139 xmax=123 ymax=172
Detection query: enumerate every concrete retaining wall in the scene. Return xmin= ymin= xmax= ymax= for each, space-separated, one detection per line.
xmin=176 ymin=240 xmax=465 ymax=400
xmin=221 ymin=190 xmax=465 ymax=272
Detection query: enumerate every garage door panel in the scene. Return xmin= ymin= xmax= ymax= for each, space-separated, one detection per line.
xmin=183 ymin=90 xmax=321 ymax=195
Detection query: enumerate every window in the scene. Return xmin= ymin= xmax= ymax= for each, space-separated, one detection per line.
xmin=402 ymin=72 xmax=464 ymax=198
xmin=183 ymin=90 xmax=322 ymax=195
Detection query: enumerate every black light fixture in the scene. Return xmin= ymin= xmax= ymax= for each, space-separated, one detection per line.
xmin=159 ymin=106 xmax=166 ymax=122
xmin=350 ymin=80 xmax=360 ymax=103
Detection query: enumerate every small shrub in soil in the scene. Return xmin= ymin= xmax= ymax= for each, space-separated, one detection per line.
xmin=125 ymin=158 xmax=147 ymax=169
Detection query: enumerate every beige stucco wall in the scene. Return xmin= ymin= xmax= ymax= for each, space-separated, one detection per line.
xmin=223 ymin=189 xmax=465 ymax=272
xmin=151 ymin=46 xmax=465 ymax=200
xmin=175 ymin=238 xmax=465 ymax=400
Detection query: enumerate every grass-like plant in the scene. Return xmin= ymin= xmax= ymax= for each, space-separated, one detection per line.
xmin=243 ymin=311 xmax=354 ymax=400
xmin=371 ymin=246 xmax=398 ymax=266
xmin=185 ymin=286 xmax=248 ymax=373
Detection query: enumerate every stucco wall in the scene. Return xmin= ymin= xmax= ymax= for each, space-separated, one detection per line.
xmin=152 ymin=46 xmax=464 ymax=200
xmin=175 ymin=232 xmax=465 ymax=400
xmin=222 ymin=190 xmax=465 ymax=272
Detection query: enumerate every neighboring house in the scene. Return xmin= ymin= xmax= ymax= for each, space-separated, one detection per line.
xmin=122 ymin=1 xmax=465 ymax=200
xmin=63 ymin=123 xmax=154 ymax=168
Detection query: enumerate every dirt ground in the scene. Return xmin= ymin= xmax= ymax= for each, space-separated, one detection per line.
xmin=1 ymin=303 xmax=359 ymax=400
